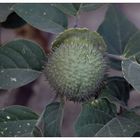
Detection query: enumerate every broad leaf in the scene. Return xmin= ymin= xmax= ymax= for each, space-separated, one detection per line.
xmin=43 ymin=102 xmax=64 ymax=137
xmin=122 ymin=59 xmax=140 ymax=92
xmin=52 ymin=4 xmax=77 ymax=16
xmin=0 ymin=4 xmax=13 ymax=22
xmin=75 ymin=98 xmax=117 ymax=136
xmin=75 ymin=98 xmax=140 ymax=137
xmin=98 ymin=5 xmax=137 ymax=70
xmin=0 ymin=39 xmax=46 ymax=89
xmin=100 ymin=77 xmax=131 ymax=106
xmin=13 ymin=4 xmax=68 ymax=34
xmin=72 ymin=3 xmax=104 ymax=14
xmin=79 ymin=3 xmax=104 ymax=12
xmin=95 ymin=111 xmax=140 ymax=136
xmin=98 ymin=5 xmax=137 ymax=55
xmin=123 ymin=31 xmax=140 ymax=60
xmin=0 ymin=105 xmax=38 ymax=137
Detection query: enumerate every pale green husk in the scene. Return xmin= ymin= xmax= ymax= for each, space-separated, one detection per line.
xmin=45 ymin=28 xmax=107 ymax=102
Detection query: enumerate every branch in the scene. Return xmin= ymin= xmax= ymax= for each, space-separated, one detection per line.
xmin=0 ymin=25 xmax=2 ymax=46
xmin=58 ymin=96 xmax=65 ymax=134
xmin=105 ymin=53 xmax=126 ymax=61
xmin=74 ymin=14 xmax=79 ymax=28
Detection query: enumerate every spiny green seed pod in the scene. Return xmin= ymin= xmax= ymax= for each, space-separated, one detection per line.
xmin=44 ymin=28 xmax=107 ymax=102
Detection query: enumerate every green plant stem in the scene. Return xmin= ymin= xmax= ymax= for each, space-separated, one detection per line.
xmin=74 ymin=4 xmax=82 ymax=28
xmin=0 ymin=25 xmax=2 ymax=46
xmin=35 ymin=109 xmax=45 ymax=127
xmin=58 ymin=95 xmax=65 ymax=134
xmin=117 ymin=106 xmax=124 ymax=115
xmin=74 ymin=14 xmax=79 ymax=28
xmin=105 ymin=53 xmax=126 ymax=61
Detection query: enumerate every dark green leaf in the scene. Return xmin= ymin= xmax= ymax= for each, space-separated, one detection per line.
xmin=0 ymin=4 xmax=13 ymax=22
xmin=98 ymin=5 xmax=137 ymax=55
xmin=123 ymin=31 xmax=140 ymax=59
xmin=72 ymin=3 xmax=104 ymax=14
xmin=13 ymin=4 xmax=68 ymax=34
xmin=75 ymin=98 xmax=117 ymax=136
xmin=0 ymin=39 xmax=46 ymax=89
xmin=76 ymin=98 xmax=140 ymax=137
xmin=43 ymin=102 xmax=64 ymax=137
xmin=79 ymin=3 xmax=104 ymax=12
xmin=0 ymin=105 xmax=38 ymax=137
xmin=98 ymin=5 xmax=137 ymax=70
xmin=95 ymin=110 xmax=140 ymax=136
xmin=52 ymin=4 xmax=77 ymax=16
xmin=122 ymin=59 xmax=140 ymax=92
xmin=100 ymin=77 xmax=131 ymax=106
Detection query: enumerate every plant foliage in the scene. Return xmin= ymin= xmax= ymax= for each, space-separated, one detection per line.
xmin=0 ymin=3 xmax=140 ymax=137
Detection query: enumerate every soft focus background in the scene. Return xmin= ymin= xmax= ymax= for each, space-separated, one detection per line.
xmin=0 ymin=3 xmax=140 ymax=136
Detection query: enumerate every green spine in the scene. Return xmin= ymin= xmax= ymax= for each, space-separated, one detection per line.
xmin=44 ymin=28 xmax=107 ymax=102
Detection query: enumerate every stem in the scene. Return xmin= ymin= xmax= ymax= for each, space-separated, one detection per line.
xmin=117 ymin=106 xmax=123 ymax=115
xmin=74 ymin=14 xmax=79 ymax=28
xmin=0 ymin=24 xmax=2 ymax=46
xmin=105 ymin=53 xmax=126 ymax=61
xmin=58 ymin=96 xmax=65 ymax=134
xmin=60 ymin=94 xmax=65 ymax=105
xmin=35 ymin=109 xmax=45 ymax=127
xmin=73 ymin=3 xmax=83 ymax=28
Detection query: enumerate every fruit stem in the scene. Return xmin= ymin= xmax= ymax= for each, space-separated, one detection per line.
xmin=60 ymin=93 xmax=65 ymax=105
xmin=74 ymin=14 xmax=79 ymax=28
xmin=74 ymin=4 xmax=82 ymax=28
